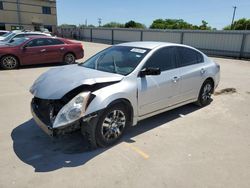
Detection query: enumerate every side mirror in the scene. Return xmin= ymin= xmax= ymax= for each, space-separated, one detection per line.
xmin=139 ymin=67 xmax=161 ymax=77
xmin=21 ymin=45 xmax=27 ymax=50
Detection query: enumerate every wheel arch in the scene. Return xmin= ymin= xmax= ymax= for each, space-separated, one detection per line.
xmin=64 ymin=51 xmax=76 ymax=58
xmin=204 ymin=77 xmax=215 ymax=93
xmin=107 ymin=98 xmax=134 ymax=125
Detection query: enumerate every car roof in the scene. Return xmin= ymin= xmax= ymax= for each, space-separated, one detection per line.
xmin=116 ymin=41 xmax=191 ymax=50
xmin=25 ymin=35 xmax=53 ymax=39
xmin=15 ymin=31 xmax=50 ymax=36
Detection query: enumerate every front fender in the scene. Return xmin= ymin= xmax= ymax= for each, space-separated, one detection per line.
xmin=84 ymin=78 xmax=138 ymax=124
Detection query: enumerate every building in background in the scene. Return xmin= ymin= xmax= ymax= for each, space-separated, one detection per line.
xmin=0 ymin=0 xmax=57 ymax=32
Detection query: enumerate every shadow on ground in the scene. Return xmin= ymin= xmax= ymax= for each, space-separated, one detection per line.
xmin=11 ymin=104 xmax=200 ymax=172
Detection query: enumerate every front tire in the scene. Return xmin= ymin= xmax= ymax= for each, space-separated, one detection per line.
xmin=95 ymin=104 xmax=129 ymax=147
xmin=0 ymin=55 xmax=19 ymax=70
xmin=196 ymin=80 xmax=214 ymax=107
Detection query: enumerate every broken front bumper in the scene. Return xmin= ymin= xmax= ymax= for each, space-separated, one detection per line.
xmin=31 ymin=100 xmax=100 ymax=137
xmin=31 ymin=102 xmax=54 ymax=136
xmin=31 ymin=101 xmax=81 ymax=136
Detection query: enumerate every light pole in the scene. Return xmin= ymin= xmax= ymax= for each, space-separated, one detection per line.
xmin=231 ymin=6 xmax=237 ymax=30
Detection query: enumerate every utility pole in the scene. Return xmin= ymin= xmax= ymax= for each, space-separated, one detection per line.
xmin=16 ymin=0 xmax=21 ymax=28
xmin=85 ymin=19 xmax=88 ymax=27
xmin=98 ymin=18 xmax=102 ymax=27
xmin=231 ymin=6 xmax=237 ymax=30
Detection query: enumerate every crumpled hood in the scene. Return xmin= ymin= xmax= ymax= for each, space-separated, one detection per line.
xmin=30 ymin=64 xmax=124 ymax=99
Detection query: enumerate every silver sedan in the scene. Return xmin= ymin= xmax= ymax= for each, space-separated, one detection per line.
xmin=30 ymin=41 xmax=220 ymax=149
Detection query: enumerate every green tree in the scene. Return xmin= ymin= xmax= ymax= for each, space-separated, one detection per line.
xmin=150 ymin=19 xmax=166 ymax=29
xmin=199 ymin=20 xmax=212 ymax=30
xmin=150 ymin=19 xmax=212 ymax=30
xmin=224 ymin=18 xmax=250 ymax=30
xmin=125 ymin=20 xmax=146 ymax=29
xmin=58 ymin=24 xmax=77 ymax=28
xmin=103 ymin=22 xmax=125 ymax=28
xmin=150 ymin=19 xmax=193 ymax=29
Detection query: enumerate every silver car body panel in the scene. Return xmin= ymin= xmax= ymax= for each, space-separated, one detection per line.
xmin=30 ymin=64 xmax=124 ymax=99
xmin=30 ymin=42 xmax=220 ymax=127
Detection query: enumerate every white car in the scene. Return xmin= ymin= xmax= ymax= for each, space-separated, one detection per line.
xmin=30 ymin=42 xmax=220 ymax=149
xmin=0 ymin=31 xmax=51 ymax=44
xmin=0 ymin=30 xmax=9 ymax=36
xmin=0 ymin=30 xmax=21 ymax=41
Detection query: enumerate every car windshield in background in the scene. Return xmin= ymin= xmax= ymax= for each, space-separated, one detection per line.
xmin=80 ymin=46 xmax=150 ymax=75
xmin=8 ymin=37 xmax=29 ymax=46
xmin=2 ymin=32 xmax=16 ymax=41
xmin=1 ymin=32 xmax=11 ymax=38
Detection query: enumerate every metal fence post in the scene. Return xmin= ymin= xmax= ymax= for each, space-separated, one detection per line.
xmin=140 ymin=30 xmax=143 ymax=41
xmin=180 ymin=32 xmax=184 ymax=44
xmin=90 ymin=28 xmax=93 ymax=42
xmin=239 ymin=33 xmax=247 ymax=59
xmin=111 ymin=29 xmax=114 ymax=44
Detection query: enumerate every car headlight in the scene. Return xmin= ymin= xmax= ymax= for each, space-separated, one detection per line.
xmin=53 ymin=92 xmax=91 ymax=128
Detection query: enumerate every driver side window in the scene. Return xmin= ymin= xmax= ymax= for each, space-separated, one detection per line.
xmin=144 ymin=47 xmax=177 ymax=72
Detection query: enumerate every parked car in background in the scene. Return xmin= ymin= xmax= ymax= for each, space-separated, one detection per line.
xmin=30 ymin=41 xmax=220 ymax=149
xmin=0 ymin=31 xmax=51 ymax=45
xmin=0 ymin=36 xmax=84 ymax=69
xmin=0 ymin=30 xmax=21 ymax=41
xmin=0 ymin=30 xmax=9 ymax=36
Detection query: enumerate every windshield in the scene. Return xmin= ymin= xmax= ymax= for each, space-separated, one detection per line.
xmin=80 ymin=46 xmax=150 ymax=76
xmin=2 ymin=32 xmax=16 ymax=42
xmin=7 ymin=37 xmax=29 ymax=46
xmin=1 ymin=32 xmax=11 ymax=38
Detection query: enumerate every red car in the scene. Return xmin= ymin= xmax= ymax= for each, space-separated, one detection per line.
xmin=0 ymin=36 xmax=84 ymax=70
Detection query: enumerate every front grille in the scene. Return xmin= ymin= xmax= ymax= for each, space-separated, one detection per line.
xmin=32 ymin=97 xmax=65 ymax=126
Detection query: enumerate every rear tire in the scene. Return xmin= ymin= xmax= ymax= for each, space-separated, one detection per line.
xmin=0 ymin=55 xmax=19 ymax=70
xmin=196 ymin=79 xmax=214 ymax=107
xmin=64 ymin=53 xmax=75 ymax=64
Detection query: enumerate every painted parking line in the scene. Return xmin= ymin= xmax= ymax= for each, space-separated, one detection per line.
xmin=124 ymin=143 xmax=149 ymax=159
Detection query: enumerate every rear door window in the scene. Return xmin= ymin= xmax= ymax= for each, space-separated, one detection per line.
xmin=177 ymin=47 xmax=204 ymax=67
xmin=144 ymin=47 xmax=177 ymax=72
xmin=46 ymin=38 xmax=64 ymax=45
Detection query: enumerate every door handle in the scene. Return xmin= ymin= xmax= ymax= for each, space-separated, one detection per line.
xmin=40 ymin=49 xmax=46 ymax=52
xmin=200 ymin=68 xmax=206 ymax=75
xmin=172 ymin=76 xmax=180 ymax=83
xmin=60 ymin=47 xmax=65 ymax=50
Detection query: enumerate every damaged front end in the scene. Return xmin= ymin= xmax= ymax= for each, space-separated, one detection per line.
xmin=30 ymin=65 xmax=124 ymax=137
xmin=31 ymin=92 xmax=94 ymax=136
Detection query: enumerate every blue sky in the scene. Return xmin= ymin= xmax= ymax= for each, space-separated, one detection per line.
xmin=57 ymin=0 xmax=250 ymax=29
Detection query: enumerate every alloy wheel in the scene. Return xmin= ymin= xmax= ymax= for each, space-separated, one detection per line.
xmin=202 ymin=83 xmax=212 ymax=102
xmin=64 ymin=53 xmax=75 ymax=64
xmin=2 ymin=56 xmax=18 ymax=69
xmin=101 ymin=110 xmax=126 ymax=142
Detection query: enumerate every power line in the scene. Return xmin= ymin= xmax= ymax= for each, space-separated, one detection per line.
xmin=231 ymin=6 xmax=237 ymax=30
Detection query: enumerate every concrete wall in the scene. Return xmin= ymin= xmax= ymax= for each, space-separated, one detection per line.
xmin=57 ymin=28 xmax=250 ymax=58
